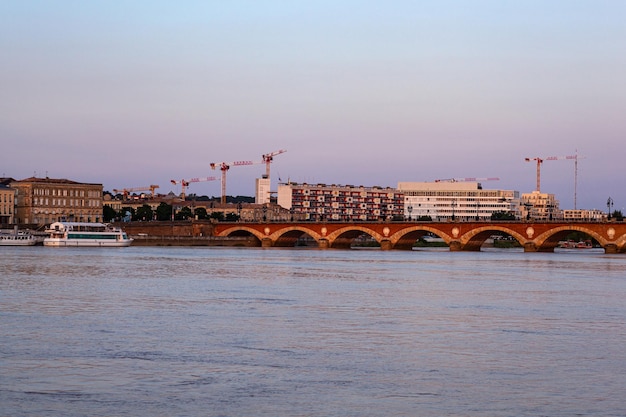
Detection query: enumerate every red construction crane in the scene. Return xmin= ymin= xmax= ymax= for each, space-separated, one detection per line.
xmin=113 ymin=185 xmax=160 ymax=200
xmin=170 ymin=176 xmax=218 ymax=200
xmin=210 ymin=160 xmax=258 ymax=204
xmin=435 ymin=177 xmax=499 ymax=183
xmin=262 ymin=149 xmax=287 ymax=179
xmin=525 ymin=154 xmax=577 ymax=193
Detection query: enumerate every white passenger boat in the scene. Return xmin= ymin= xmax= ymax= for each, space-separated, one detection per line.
xmin=0 ymin=230 xmax=38 ymax=246
xmin=44 ymin=222 xmax=133 ymax=247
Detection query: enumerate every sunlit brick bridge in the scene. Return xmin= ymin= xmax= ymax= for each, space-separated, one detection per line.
xmin=212 ymin=221 xmax=626 ymax=253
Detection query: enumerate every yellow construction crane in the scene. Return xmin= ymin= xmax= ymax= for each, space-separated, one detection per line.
xmin=112 ymin=185 xmax=159 ymax=200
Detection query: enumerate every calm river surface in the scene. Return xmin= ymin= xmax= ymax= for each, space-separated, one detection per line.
xmin=2 ymin=246 xmax=626 ymax=416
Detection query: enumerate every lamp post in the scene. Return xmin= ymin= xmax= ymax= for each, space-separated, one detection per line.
xmin=475 ymin=200 xmax=480 ymax=221
xmin=451 ymin=199 xmax=456 ymax=221
xmin=523 ymin=202 xmax=532 ymax=221
xmin=546 ymin=203 xmax=553 ymax=221
xmin=607 ymin=197 xmax=614 ymax=220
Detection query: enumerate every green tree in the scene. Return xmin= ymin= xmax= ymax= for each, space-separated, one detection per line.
xmin=103 ymin=205 xmax=117 ymax=222
xmin=225 ymin=212 xmax=240 ymax=222
xmin=612 ymin=210 xmax=624 ymax=221
xmin=156 ymin=202 xmax=172 ymax=221
xmin=135 ymin=204 xmax=153 ymax=221
xmin=491 ymin=211 xmax=516 ymax=220
xmin=194 ymin=207 xmax=208 ymax=220
xmin=210 ymin=211 xmax=225 ymax=221
xmin=176 ymin=206 xmax=193 ymax=220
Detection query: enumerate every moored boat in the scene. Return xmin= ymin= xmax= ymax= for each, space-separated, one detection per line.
xmin=558 ymin=239 xmax=593 ymax=249
xmin=43 ymin=222 xmax=133 ymax=247
xmin=0 ymin=230 xmax=38 ymax=246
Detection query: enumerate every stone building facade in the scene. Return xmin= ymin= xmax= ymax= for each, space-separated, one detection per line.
xmin=11 ymin=177 xmax=103 ymax=225
xmin=0 ymin=183 xmax=17 ymax=225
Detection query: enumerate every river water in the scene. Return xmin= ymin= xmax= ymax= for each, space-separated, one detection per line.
xmin=2 ymin=246 xmax=625 ymax=416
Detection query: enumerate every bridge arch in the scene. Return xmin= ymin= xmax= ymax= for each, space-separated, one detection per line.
xmin=388 ymin=226 xmax=453 ymax=250
xmin=271 ymin=226 xmax=324 ymax=247
xmin=532 ymin=225 xmax=608 ymax=252
xmin=458 ymin=225 xmax=527 ymax=251
xmin=216 ymin=225 xmax=265 ymax=246
xmin=320 ymin=226 xmax=385 ymax=249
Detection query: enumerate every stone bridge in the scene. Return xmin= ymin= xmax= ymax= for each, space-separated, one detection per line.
xmin=212 ymin=221 xmax=626 ymax=253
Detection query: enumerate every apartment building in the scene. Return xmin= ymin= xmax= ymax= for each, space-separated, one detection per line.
xmin=277 ymin=183 xmax=404 ymax=221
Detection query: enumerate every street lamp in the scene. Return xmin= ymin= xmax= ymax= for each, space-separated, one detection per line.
xmin=475 ymin=200 xmax=480 ymax=221
xmin=547 ymin=203 xmax=553 ymax=221
xmin=607 ymin=197 xmax=614 ymax=220
xmin=523 ymin=202 xmax=532 ymax=221
xmin=451 ymin=199 xmax=457 ymax=221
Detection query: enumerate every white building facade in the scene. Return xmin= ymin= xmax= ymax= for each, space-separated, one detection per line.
xmin=398 ymin=181 xmax=521 ymax=221
xmin=255 ymin=177 xmax=271 ymax=205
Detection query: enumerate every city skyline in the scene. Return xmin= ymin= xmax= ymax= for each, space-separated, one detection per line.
xmin=2 ymin=1 xmax=624 ymax=211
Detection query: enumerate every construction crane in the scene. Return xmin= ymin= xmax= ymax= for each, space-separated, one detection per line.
xmin=170 ymin=176 xmax=218 ymax=200
xmin=435 ymin=177 xmax=499 ymax=183
xmin=112 ymin=185 xmax=160 ymax=200
xmin=210 ymin=160 xmax=258 ymax=204
xmin=262 ymin=149 xmax=287 ymax=179
xmin=525 ymin=154 xmax=577 ymax=193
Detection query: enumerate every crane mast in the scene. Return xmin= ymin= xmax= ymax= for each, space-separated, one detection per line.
xmin=210 ymin=160 xmax=256 ymax=204
xmin=525 ymin=154 xmax=577 ymax=194
xmin=262 ymin=149 xmax=287 ymax=179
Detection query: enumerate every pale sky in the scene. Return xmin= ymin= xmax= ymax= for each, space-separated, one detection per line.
xmin=1 ymin=1 xmax=624 ymax=210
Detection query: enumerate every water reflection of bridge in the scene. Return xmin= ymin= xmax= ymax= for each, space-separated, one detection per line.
xmin=213 ymin=221 xmax=626 ymax=253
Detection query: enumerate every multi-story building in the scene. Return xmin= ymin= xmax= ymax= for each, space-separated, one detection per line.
xmin=11 ymin=177 xmax=103 ymax=225
xmin=520 ymin=191 xmax=560 ymax=221
xmin=255 ymin=177 xmax=271 ymax=205
xmin=398 ymin=181 xmax=521 ymax=221
xmin=561 ymin=209 xmax=604 ymax=222
xmin=0 ymin=183 xmax=17 ymax=225
xmin=277 ymin=183 xmax=404 ymax=221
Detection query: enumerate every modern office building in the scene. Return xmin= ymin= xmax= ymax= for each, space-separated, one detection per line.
xmin=398 ymin=181 xmax=521 ymax=221
xmin=277 ymin=183 xmax=404 ymax=221
xmin=11 ymin=177 xmax=103 ymax=225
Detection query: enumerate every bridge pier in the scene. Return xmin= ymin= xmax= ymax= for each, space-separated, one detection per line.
xmin=318 ymin=239 xmax=329 ymax=249
xmin=380 ymin=240 xmax=392 ymax=251
xmin=449 ymin=241 xmax=462 ymax=251
xmin=261 ymin=238 xmax=273 ymax=248
xmin=604 ymin=243 xmax=618 ymax=254
xmin=524 ymin=242 xmax=538 ymax=252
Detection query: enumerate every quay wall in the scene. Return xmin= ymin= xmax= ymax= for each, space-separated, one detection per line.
xmin=112 ymin=220 xmax=257 ymax=247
